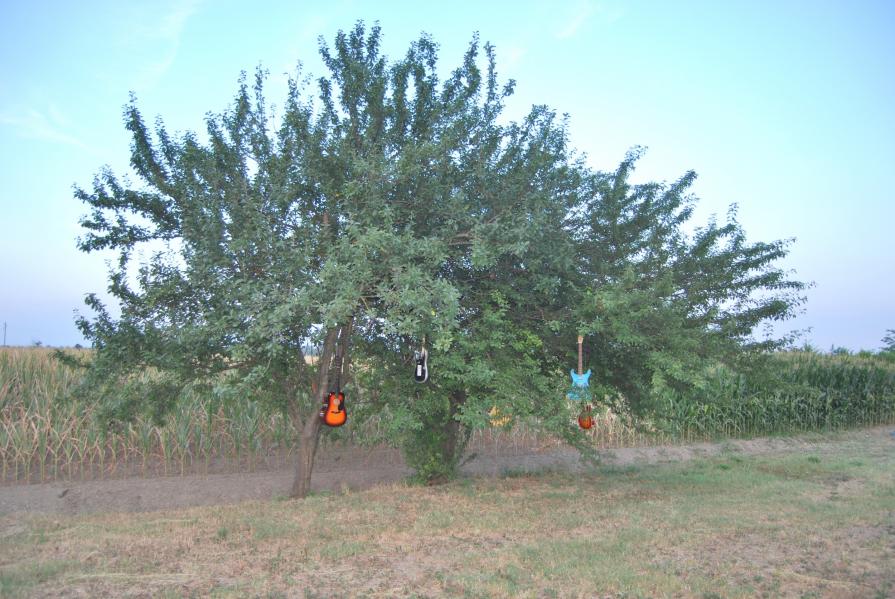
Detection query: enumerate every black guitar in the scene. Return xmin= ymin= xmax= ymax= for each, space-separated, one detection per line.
xmin=414 ymin=348 xmax=428 ymax=383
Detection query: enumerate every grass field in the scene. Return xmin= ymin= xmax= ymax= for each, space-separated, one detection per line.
xmin=2 ymin=429 xmax=893 ymax=598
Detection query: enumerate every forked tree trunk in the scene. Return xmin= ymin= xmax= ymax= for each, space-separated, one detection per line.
xmin=290 ymin=326 xmax=338 ymax=498
xmin=292 ymin=409 xmax=323 ymax=498
xmin=289 ymin=321 xmax=353 ymax=498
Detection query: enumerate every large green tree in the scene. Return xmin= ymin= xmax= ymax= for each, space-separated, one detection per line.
xmin=72 ymin=23 xmax=804 ymax=494
xmin=72 ymin=24 xmax=582 ymax=495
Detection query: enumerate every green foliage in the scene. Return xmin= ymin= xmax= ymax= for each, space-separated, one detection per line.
xmin=880 ymin=329 xmax=895 ymax=361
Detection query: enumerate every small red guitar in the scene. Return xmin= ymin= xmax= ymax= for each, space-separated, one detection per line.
xmin=320 ymin=391 xmax=347 ymax=427
xmin=578 ymin=404 xmax=594 ymax=430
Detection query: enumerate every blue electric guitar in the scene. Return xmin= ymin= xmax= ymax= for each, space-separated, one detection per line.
xmin=567 ymin=335 xmax=591 ymax=400
xmin=570 ymin=369 xmax=591 ymax=388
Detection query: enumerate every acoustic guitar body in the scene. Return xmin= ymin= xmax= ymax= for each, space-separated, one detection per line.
xmin=321 ymin=391 xmax=347 ymax=427
xmin=578 ymin=405 xmax=594 ymax=430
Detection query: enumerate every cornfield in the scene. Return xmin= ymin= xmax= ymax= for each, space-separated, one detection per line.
xmin=658 ymin=352 xmax=895 ymax=439
xmin=1 ymin=347 xmax=894 ymax=483
xmin=0 ymin=348 xmax=301 ymax=483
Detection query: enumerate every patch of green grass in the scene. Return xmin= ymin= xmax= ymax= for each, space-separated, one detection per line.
xmin=513 ymin=535 xmax=689 ymax=596
xmin=318 ymin=540 xmax=368 ymax=560
xmin=414 ymin=509 xmax=455 ymax=531
xmin=539 ymin=488 xmax=583 ymax=501
xmin=441 ymin=562 xmax=538 ymax=597
xmin=244 ymin=514 xmax=300 ymax=541
xmin=499 ymin=466 xmax=533 ymax=478
xmin=595 ymin=463 xmax=641 ymax=476
xmin=0 ymin=560 xmax=81 ymax=597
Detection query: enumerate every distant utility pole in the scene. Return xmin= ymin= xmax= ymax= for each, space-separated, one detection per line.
xmin=2 ymin=322 xmax=6 ymax=346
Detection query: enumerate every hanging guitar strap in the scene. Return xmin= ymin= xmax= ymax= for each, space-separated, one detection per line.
xmin=331 ymin=349 xmax=344 ymax=411
xmin=332 ymin=321 xmax=351 ymax=406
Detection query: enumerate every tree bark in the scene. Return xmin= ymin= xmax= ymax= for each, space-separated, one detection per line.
xmin=438 ymin=389 xmax=468 ymax=482
xmin=292 ymin=406 xmax=323 ymax=498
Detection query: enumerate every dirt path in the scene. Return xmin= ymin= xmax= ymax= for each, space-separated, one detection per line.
xmin=2 ymin=427 xmax=892 ymax=516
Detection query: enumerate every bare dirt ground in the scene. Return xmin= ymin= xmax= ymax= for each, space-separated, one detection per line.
xmin=1 ymin=427 xmax=892 ymax=516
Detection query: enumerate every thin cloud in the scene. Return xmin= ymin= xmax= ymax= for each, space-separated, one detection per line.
xmin=557 ymin=0 xmax=596 ymax=39
xmin=133 ymin=0 xmax=202 ymax=91
xmin=556 ymin=1 xmax=624 ymax=39
xmin=133 ymin=0 xmax=201 ymax=42
xmin=0 ymin=106 xmax=94 ymax=153
xmin=503 ymin=44 xmax=527 ymax=69
xmin=135 ymin=46 xmax=180 ymax=91
xmin=157 ymin=0 xmax=201 ymax=40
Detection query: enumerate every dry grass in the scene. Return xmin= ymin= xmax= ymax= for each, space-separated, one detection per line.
xmin=2 ymin=429 xmax=893 ymax=598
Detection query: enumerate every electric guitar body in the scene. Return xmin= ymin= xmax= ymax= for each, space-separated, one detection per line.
xmin=567 ymin=369 xmax=592 ymax=401
xmin=569 ymin=369 xmax=591 ymax=388
xmin=320 ymin=391 xmax=347 ymax=427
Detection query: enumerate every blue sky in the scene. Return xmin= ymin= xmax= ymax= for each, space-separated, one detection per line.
xmin=1 ymin=0 xmax=893 ymax=350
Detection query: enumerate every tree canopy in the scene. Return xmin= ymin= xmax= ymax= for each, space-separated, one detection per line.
xmin=70 ymin=22 xmax=805 ymax=495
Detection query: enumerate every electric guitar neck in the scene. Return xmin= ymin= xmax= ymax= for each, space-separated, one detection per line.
xmin=570 ymin=335 xmax=591 ymax=387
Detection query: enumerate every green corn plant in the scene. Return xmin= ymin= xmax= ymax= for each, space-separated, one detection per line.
xmin=58 ymin=432 xmax=76 ymax=481
xmin=33 ymin=413 xmax=49 ymax=482
xmin=0 ymin=420 xmax=11 ymax=482
xmin=173 ymin=403 xmax=194 ymax=476
xmin=157 ymin=426 xmax=174 ymax=477
xmin=11 ymin=413 xmax=35 ymax=482
xmin=197 ymin=401 xmax=215 ymax=474
xmin=136 ymin=419 xmax=154 ymax=477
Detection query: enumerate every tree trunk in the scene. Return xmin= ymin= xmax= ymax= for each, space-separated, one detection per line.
xmin=437 ymin=389 xmax=467 ymax=483
xmin=289 ymin=326 xmax=339 ymax=498
xmin=289 ymin=320 xmax=353 ymax=498
xmin=292 ymin=409 xmax=323 ymax=498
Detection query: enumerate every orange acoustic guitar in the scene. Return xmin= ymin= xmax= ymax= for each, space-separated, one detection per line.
xmin=578 ymin=404 xmax=594 ymax=430
xmin=320 ymin=348 xmax=348 ymax=427
xmin=320 ymin=390 xmax=347 ymax=427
